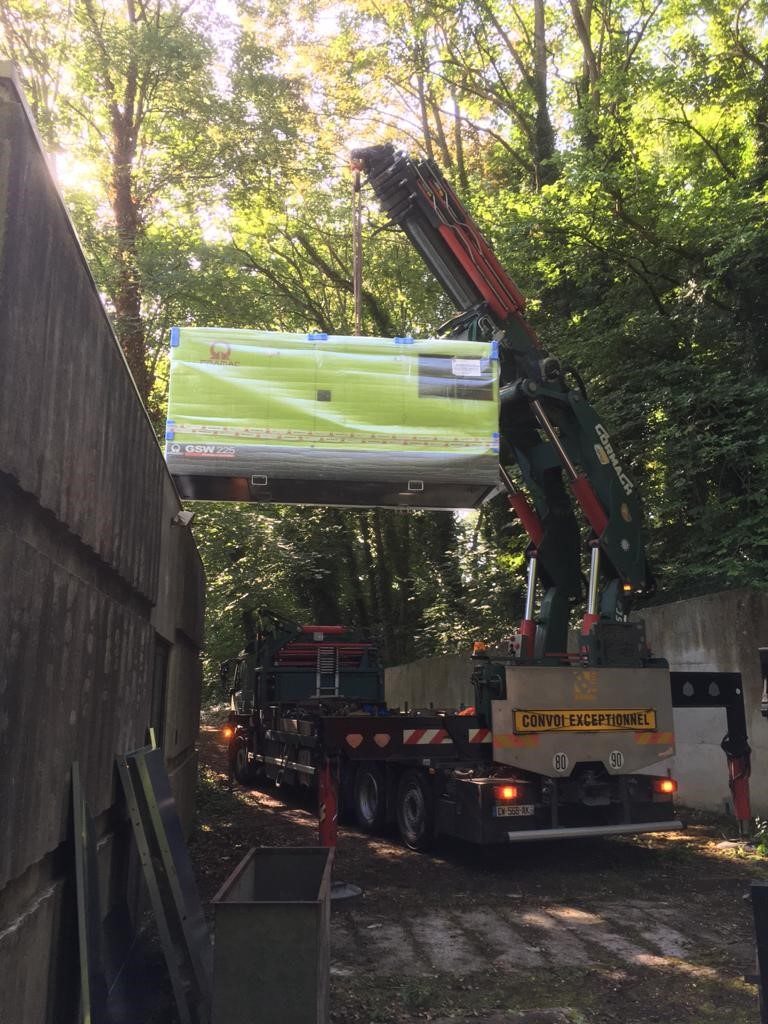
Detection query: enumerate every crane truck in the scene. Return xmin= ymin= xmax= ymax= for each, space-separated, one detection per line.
xmin=222 ymin=143 xmax=751 ymax=850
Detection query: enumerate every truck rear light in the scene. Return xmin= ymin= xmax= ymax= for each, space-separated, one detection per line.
xmin=653 ymin=778 xmax=677 ymax=795
xmin=222 ymin=726 xmax=234 ymax=740
xmin=493 ymin=784 xmax=518 ymax=802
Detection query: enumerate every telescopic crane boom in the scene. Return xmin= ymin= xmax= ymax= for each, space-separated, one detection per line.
xmin=351 ymin=143 xmax=653 ymax=662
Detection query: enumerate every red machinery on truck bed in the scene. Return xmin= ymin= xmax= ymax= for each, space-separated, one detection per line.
xmin=223 ymin=144 xmax=751 ymax=850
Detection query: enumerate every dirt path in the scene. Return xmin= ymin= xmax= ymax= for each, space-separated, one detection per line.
xmin=190 ymin=720 xmax=766 ymax=1023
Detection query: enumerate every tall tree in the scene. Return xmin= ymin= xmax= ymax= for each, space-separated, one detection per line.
xmin=6 ymin=0 xmax=768 ymax=678
xmin=2 ymin=0 xmax=239 ymax=409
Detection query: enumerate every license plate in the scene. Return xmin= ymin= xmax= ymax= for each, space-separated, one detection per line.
xmin=494 ymin=804 xmax=534 ymax=817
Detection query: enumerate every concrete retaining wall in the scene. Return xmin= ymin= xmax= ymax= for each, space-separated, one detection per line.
xmin=385 ymin=651 xmax=475 ymax=710
xmin=385 ymin=589 xmax=768 ymax=816
xmin=641 ymin=589 xmax=768 ymax=815
xmin=0 ymin=64 xmax=204 ymax=1023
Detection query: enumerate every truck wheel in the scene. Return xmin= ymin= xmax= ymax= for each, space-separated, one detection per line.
xmin=396 ymin=770 xmax=435 ymax=852
xmin=230 ymin=737 xmax=260 ymax=786
xmin=337 ymin=761 xmax=356 ymax=824
xmin=353 ymin=764 xmax=387 ymax=832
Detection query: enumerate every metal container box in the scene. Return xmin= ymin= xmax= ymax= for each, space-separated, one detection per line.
xmin=211 ymin=847 xmax=331 ymax=1024
xmin=165 ymin=327 xmax=500 ymax=509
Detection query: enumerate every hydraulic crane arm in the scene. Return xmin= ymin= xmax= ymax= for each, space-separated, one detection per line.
xmin=351 ymin=143 xmax=653 ymax=660
xmin=353 ymin=145 xmax=527 ymax=323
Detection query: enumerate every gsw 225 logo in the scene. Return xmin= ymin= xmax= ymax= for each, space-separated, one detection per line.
xmin=168 ymin=443 xmax=236 ymax=458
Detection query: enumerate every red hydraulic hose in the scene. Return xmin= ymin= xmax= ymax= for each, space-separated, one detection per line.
xmin=506 ymin=492 xmax=544 ymax=547
xmin=570 ymin=475 xmax=609 ymax=536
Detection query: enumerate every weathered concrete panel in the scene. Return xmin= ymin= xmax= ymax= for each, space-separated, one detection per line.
xmin=164 ymin=641 xmax=204 ymax=762
xmin=641 ymin=589 xmax=768 ymax=815
xmin=151 ymin=475 xmax=205 ymax=649
xmin=0 ymin=880 xmax=65 ymax=1024
xmin=0 ymin=516 xmax=156 ymax=888
xmin=0 ymin=77 xmax=163 ymax=603
xmin=385 ymin=651 xmax=474 ymax=710
xmin=0 ymin=63 xmax=205 ymax=1024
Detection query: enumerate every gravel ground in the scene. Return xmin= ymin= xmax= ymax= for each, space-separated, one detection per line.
xmin=189 ymin=717 xmax=767 ymax=1024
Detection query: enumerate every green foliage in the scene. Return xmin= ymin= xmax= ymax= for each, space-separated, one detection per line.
xmin=3 ymin=0 xmax=768 ymax=677
xmin=755 ymin=818 xmax=768 ymax=857
xmin=193 ymin=500 xmax=524 ymax=688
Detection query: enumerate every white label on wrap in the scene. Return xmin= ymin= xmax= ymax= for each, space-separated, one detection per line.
xmin=452 ymin=358 xmax=483 ymax=377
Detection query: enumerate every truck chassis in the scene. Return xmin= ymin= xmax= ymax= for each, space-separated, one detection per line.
xmin=227 ymin=697 xmax=682 ymax=850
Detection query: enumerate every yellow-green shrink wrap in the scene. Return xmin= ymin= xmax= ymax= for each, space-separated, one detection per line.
xmin=165 ymin=328 xmax=500 ymax=508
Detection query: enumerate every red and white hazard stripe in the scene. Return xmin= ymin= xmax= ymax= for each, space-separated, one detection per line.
xmin=403 ymin=728 xmax=453 ymax=745
xmin=468 ymin=728 xmax=492 ymax=744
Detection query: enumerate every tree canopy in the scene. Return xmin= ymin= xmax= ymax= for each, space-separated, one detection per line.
xmin=3 ymin=0 xmax=767 ymax=680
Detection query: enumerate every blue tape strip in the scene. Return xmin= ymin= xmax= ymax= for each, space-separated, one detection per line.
xmin=394 ymin=336 xmax=414 ymax=345
xmin=165 ymin=421 xmax=175 ymax=440
xmin=308 ymin=332 xmax=328 ymax=341
xmin=170 ymin=326 xmax=180 ymax=348
xmin=490 ymin=339 xmax=499 ymax=360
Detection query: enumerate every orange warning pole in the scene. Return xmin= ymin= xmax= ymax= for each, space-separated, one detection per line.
xmin=318 ymin=756 xmax=338 ymax=848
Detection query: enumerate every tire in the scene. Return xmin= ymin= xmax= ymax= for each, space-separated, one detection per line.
xmin=396 ymin=769 xmax=435 ymax=852
xmin=353 ymin=764 xmax=387 ymax=832
xmin=337 ymin=761 xmax=356 ymax=824
xmin=230 ymin=736 xmax=260 ymax=785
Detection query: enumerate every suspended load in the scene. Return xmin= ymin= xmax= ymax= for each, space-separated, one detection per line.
xmin=165 ymin=327 xmax=500 ymax=509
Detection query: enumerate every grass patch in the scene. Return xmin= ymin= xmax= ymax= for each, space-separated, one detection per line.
xmin=331 ymin=964 xmax=756 ymax=1024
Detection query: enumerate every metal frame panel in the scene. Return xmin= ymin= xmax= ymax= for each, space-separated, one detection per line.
xmin=72 ymin=762 xmax=110 ymax=1024
xmin=117 ymin=747 xmax=212 ymax=1024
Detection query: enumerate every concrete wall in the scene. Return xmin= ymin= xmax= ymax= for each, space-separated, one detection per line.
xmin=0 ymin=64 xmax=205 ymax=1024
xmin=385 ymin=590 xmax=768 ymax=816
xmin=641 ymin=589 xmax=768 ymax=816
xmin=385 ymin=652 xmax=475 ymax=710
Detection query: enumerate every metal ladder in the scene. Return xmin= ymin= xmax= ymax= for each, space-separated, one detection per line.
xmin=316 ymin=646 xmax=339 ymax=696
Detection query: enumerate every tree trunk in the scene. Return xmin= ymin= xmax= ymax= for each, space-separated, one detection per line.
xmin=416 ymin=72 xmax=435 ymax=159
xmin=755 ymin=60 xmax=768 ymax=188
xmin=358 ymin=512 xmax=386 ymax=652
xmin=369 ymin=510 xmax=397 ymax=663
xmin=570 ymin=0 xmax=601 ymax=147
xmin=340 ymin=517 xmax=372 ymax=634
xmin=108 ymin=30 xmax=151 ymax=401
xmin=450 ymin=83 xmax=468 ymax=189
xmin=433 ymin=512 xmax=465 ymax=618
xmin=428 ymin=91 xmax=454 ymax=172
xmin=532 ymin=0 xmax=558 ymax=187
xmin=384 ymin=512 xmax=415 ymax=664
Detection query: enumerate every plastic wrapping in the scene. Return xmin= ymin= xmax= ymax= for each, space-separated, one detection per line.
xmin=165 ymin=328 xmax=500 ymax=509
